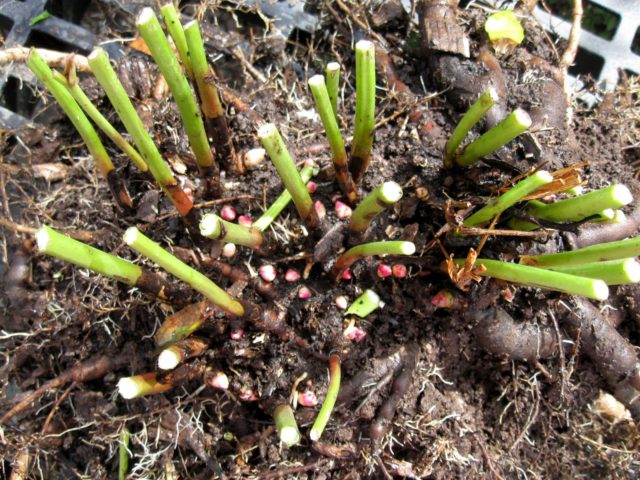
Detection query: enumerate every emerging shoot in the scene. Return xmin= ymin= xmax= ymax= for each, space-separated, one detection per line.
xmin=350 ymin=181 xmax=403 ymax=234
xmin=26 ymin=50 xmax=132 ymax=209
xmin=308 ymin=74 xmax=358 ymax=201
xmin=199 ymin=213 xmax=264 ymax=249
xmin=455 ymin=108 xmax=531 ymax=167
xmin=309 ymin=353 xmax=341 ymax=442
xmin=124 ymin=227 xmax=245 ymax=317
xmin=453 ymin=258 xmax=609 ymax=300
xmin=136 ymin=8 xmax=216 ymax=182
xmin=463 ymin=170 xmax=553 ymax=227
xmin=273 ymin=404 xmax=301 ymax=447
xmin=258 ymin=124 xmax=319 ymax=229
xmin=350 ymin=40 xmax=376 ymax=184
xmin=326 ymin=62 xmax=341 ymax=116
xmin=444 ymin=87 xmax=499 ymax=168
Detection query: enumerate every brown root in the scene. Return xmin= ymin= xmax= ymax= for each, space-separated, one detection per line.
xmin=472 ymin=307 xmax=559 ymax=363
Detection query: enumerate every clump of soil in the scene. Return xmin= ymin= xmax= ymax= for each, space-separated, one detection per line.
xmin=2 ymin=1 xmax=640 ymax=478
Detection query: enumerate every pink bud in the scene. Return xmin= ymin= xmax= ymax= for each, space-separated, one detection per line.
xmin=306 ymin=181 xmax=317 ymax=193
xmin=230 ymin=327 xmax=244 ymax=340
xmin=377 ymin=263 xmax=392 ymax=278
xmin=220 ymin=205 xmax=236 ymax=221
xmin=344 ymin=324 xmax=367 ymax=342
xmin=239 ymin=387 xmax=258 ymax=402
xmin=222 ymin=243 xmax=236 ymax=258
xmin=501 ymin=288 xmax=514 ymax=302
xmin=298 ymin=390 xmax=318 ymax=407
xmin=335 ymin=201 xmax=352 ymax=219
xmin=331 ymin=194 xmax=342 ymax=203
xmin=285 ymin=268 xmax=300 ymax=282
xmin=431 ymin=290 xmax=454 ymax=309
xmin=298 ymin=286 xmax=311 ymax=299
xmin=392 ymin=264 xmax=407 ymax=278
xmin=335 ymin=295 xmax=349 ymax=310
xmin=238 ymin=215 xmax=253 ymax=226
xmin=341 ymin=268 xmax=352 ymax=280
xmin=314 ymin=200 xmax=326 ymax=220
xmin=259 ymin=265 xmax=276 ymax=282
xmin=208 ymin=371 xmax=229 ymax=390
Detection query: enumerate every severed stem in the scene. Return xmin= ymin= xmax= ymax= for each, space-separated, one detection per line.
xmin=350 ymin=40 xmax=376 ymax=183
xmin=274 ymin=404 xmax=302 ymax=447
xmin=333 ymin=241 xmax=415 ymax=280
xmin=160 ymin=3 xmax=193 ymax=80
xmin=520 ymin=237 xmax=640 ymax=267
xmin=545 ymin=258 xmax=640 ymax=286
xmin=350 ymin=181 xmax=403 ymax=234
xmin=310 ymin=354 xmax=341 ymax=442
xmin=200 ymin=213 xmax=264 ymax=249
xmin=326 ymin=62 xmax=341 ymax=117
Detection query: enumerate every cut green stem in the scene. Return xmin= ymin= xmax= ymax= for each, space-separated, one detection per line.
xmin=527 ymin=184 xmax=632 ymax=223
xmin=310 ymin=353 xmax=341 ymax=442
xmin=274 ymin=404 xmax=301 ymax=447
xmin=349 ymin=181 xmax=403 ymax=234
xmin=200 ymin=213 xmax=264 ymax=249
xmin=444 ymin=87 xmax=499 ymax=168
xmin=117 ymin=372 xmax=172 ymax=399
xmin=137 ymin=8 xmax=216 ymax=178
xmin=124 ymin=227 xmax=245 ymax=317
xmin=118 ymin=426 xmax=130 ymax=480
xmin=545 ymin=258 xmax=640 ymax=285
xmin=160 ymin=3 xmax=193 ymax=80
xmin=308 ymin=74 xmax=358 ymax=202
xmin=26 ymin=49 xmax=132 ymax=210
xmin=350 ymin=40 xmax=376 ymax=184
xmin=326 ymin=62 xmax=340 ymax=117
xmin=333 ymin=241 xmax=415 ymax=280
xmin=88 ymin=48 xmax=194 ymax=218
xmin=520 ymin=237 xmax=640 ymax=267
xmin=258 ymin=124 xmax=319 ymax=229
xmin=345 ymin=289 xmax=383 ymax=317
xmin=463 ymin=170 xmax=553 ymax=227
xmin=455 ymin=108 xmax=531 ymax=167
xmin=157 ymin=337 xmax=209 ymax=370
xmin=453 ymin=257 xmax=609 ymax=300
xmin=184 ymin=20 xmax=237 ymax=174
xmin=253 ymin=162 xmax=316 ymax=232
xmin=36 ymin=225 xmax=142 ymax=285
xmin=52 ymin=70 xmax=148 ymax=173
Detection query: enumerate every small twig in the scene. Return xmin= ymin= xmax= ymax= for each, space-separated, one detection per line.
xmin=41 ymin=381 xmax=76 ymax=434
xmin=560 ymin=0 xmax=583 ymax=128
xmin=0 ymin=47 xmax=90 ymax=71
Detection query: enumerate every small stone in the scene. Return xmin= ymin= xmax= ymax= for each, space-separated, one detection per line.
xmin=222 ymin=243 xmax=236 ymax=258
xmin=335 ymin=295 xmax=349 ymax=310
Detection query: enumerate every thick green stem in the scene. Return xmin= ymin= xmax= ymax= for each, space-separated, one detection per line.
xmin=124 ymin=227 xmax=245 ymax=317
xmin=53 ymin=70 xmax=148 ymax=173
xmin=200 ymin=213 xmax=264 ymax=249
xmin=326 ymin=62 xmax=340 ymax=117
xmin=546 ymin=259 xmax=640 ymax=285
xmin=333 ymin=241 xmax=415 ymax=279
xmin=137 ymin=8 xmax=215 ymax=173
xmin=444 ymin=87 xmax=498 ymax=168
xmin=350 ymin=181 xmax=403 ymax=234
xmin=36 ymin=226 xmax=142 ymax=285
xmin=160 ymin=3 xmax=193 ymax=80
xmin=520 ymin=237 xmax=640 ymax=267
xmin=455 ymin=108 xmax=531 ymax=167
xmin=274 ymin=404 xmax=301 ymax=446
xmin=26 ymin=50 xmax=132 ymax=210
xmin=350 ymin=40 xmax=376 ymax=184
xmin=310 ymin=354 xmax=341 ymax=442
xmin=463 ymin=170 xmax=553 ymax=227
xmin=253 ymin=163 xmax=316 ymax=231
xmin=88 ymin=48 xmax=194 ymax=218
xmin=527 ymin=184 xmax=632 ymax=223
xmin=184 ymin=20 xmax=237 ymax=174
xmin=308 ymin=74 xmax=357 ymax=201
xmin=454 ymin=257 xmax=609 ymax=300
xmin=258 ymin=124 xmax=319 ymax=229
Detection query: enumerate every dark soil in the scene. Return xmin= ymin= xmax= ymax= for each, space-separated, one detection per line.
xmin=2 ymin=1 xmax=640 ymax=478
